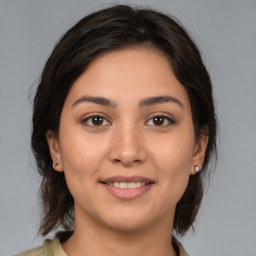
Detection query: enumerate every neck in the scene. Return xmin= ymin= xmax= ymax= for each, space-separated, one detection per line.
xmin=62 ymin=210 xmax=177 ymax=256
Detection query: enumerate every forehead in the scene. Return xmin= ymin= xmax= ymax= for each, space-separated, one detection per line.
xmin=65 ymin=47 xmax=190 ymax=108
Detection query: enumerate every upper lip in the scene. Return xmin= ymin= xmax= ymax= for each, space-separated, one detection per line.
xmin=100 ymin=175 xmax=154 ymax=184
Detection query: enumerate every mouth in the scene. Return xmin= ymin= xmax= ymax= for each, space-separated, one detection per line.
xmin=100 ymin=175 xmax=154 ymax=188
xmin=101 ymin=181 xmax=149 ymax=189
xmin=99 ymin=176 xmax=155 ymax=200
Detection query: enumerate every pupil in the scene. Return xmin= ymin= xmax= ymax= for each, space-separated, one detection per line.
xmin=153 ymin=116 xmax=164 ymax=125
xmin=92 ymin=116 xmax=103 ymax=126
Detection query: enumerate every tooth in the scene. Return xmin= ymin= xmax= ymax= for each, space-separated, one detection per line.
xmin=110 ymin=181 xmax=147 ymax=189
xmin=114 ymin=182 xmax=120 ymax=188
xmin=135 ymin=182 xmax=141 ymax=188
xmin=120 ymin=182 xmax=128 ymax=188
xmin=128 ymin=182 xmax=136 ymax=188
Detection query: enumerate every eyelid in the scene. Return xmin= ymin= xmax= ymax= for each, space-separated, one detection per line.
xmin=145 ymin=113 xmax=176 ymax=127
xmin=80 ymin=112 xmax=175 ymax=128
xmin=81 ymin=113 xmax=111 ymax=127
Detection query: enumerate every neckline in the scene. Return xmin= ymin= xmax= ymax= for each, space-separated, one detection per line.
xmin=53 ymin=231 xmax=188 ymax=256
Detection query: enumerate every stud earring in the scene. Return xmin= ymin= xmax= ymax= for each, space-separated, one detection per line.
xmin=194 ymin=165 xmax=200 ymax=173
xmin=53 ymin=162 xmax=59 ymax=167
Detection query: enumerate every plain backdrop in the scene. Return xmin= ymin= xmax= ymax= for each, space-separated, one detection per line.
xmin=0 ymin=0 xmax=256 ymax=255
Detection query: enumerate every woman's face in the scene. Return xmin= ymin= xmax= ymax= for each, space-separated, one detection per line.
xmin=47 ymin=47 xmax=207 ymax=232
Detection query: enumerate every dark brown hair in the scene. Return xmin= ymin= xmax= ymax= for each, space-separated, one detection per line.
xmin=31 ymin=4 xmax=217 ymax=236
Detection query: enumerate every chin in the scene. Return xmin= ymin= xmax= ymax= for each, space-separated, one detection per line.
xmin=106 ymin=219 xmax=149 ymax=233
xmin=99 ymin=210 xmax=157 ymax=233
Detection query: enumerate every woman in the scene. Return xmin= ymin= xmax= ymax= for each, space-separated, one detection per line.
xmin=15 ymin=4 xmax=217 ymax=256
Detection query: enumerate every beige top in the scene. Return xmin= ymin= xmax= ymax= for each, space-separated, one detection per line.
xmin=14 ymin=236 xmax=189 ymax=256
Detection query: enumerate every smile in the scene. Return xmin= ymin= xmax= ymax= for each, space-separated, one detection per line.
xmin=100 ymin=176 xmax=155 ymax=200
xmin=107 ymin=181 xmax=146 ymax=189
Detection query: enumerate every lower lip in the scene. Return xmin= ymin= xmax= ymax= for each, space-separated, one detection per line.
xmin=101 ymin=183 xmax=154 ymax=200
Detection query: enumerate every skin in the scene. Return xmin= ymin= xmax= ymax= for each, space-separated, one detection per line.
xmin=47 ymin=47 xmax=208 ymax=256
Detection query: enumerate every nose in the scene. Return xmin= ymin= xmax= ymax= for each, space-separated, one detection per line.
xmin=108 ymin=123 xmax=147 ymax=167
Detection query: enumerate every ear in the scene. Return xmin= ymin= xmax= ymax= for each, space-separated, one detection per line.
xmin=190 ymin=131 xmax=209 ymax=175
xmin=46 ymin=130 xmax=63 ymax=172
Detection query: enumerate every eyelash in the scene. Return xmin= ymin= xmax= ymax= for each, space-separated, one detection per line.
xmin=81 ymin=114 xmax=175 ymax=128
xmin=146 ymin=115 xmax=175 ymax=127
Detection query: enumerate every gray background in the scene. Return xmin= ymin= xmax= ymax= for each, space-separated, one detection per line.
xmin=0 ymin=0 xmax=256 ymax=255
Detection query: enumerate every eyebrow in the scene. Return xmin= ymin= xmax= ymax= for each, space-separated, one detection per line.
xmin=139 ymin=95 xmax=184 ymax=108
xmin=72 ymin=95 xmax=184 ymax=108
xmin=72 ymin=96 xmax=117 ymax=108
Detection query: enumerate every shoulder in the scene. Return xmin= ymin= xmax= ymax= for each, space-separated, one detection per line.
xmin=14 ymin=237 xmax=66 ymax=256
xmin=172 ymin=236 xmax=189 ymax=256
xmin=14 ymin=239 xmax=51 ymax=256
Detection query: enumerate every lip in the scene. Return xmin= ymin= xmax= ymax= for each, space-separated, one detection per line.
xmin=100 ymin=175 xmax=155 ymax=200
xmin=100 ymin=175 xmax=154 ymax=184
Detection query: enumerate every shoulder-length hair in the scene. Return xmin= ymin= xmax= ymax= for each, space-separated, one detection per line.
xmin=31 ymin=4 xmax=217 ymax=236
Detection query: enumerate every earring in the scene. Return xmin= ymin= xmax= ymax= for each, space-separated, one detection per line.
xmin=53 ymin=162 xmax=59 ymax=167
xmin=194 ymin=165 xmax=200 ymax=173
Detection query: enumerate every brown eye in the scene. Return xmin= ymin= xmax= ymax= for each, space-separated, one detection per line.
xmin=146 ymin=115 xmax=175 ymax=127
xmin=82 ymin=115 xmax=110 ymax=127
xmin=91 ymin=116 xmax=104 ymax=126
xmin=152 ymin=116 xmax=165 ymax=126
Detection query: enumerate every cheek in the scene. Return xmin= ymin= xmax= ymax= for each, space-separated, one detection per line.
xmin=58 ymin=136 xmax=109 ymax=208
xmin=60 ymin=115 xmax=109 ymax=164
xmin=61 ymin=138 xmax=107 ymax=175
xmin=150 ymin=130 xmax=195 ymax=171
xmin=148 ymin=129 xmax=194 ymax=199
xmin=58 ymin=124 xmax=110 ymax=192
